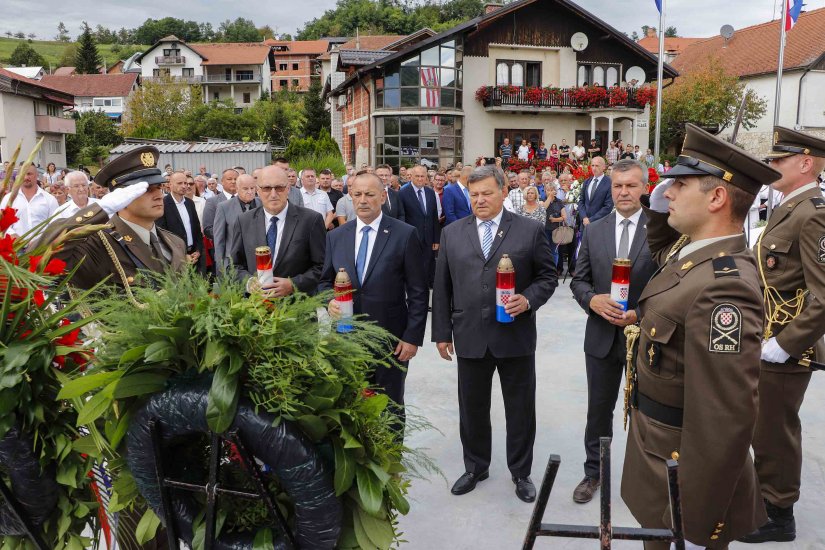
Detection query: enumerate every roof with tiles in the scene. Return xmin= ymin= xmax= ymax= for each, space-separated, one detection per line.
xmin=0 ymin=67 xmax=75 ymax=105
xmin=189 ymin=43 xmax=272 ymax=66
xmin=40 ymin=73 xmax=138 ymax=98
xmin=266 ymin=39 xmax=331 ymax=55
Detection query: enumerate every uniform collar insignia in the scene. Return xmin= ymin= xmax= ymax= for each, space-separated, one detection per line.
xmin=123 ymin=235 xmax=133 ymax=242
xmin=681 ymin=260 xmax=693 ymax=270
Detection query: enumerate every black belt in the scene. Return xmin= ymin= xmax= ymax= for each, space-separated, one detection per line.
xmin=637 ymin=392 xmax=683 ymax=428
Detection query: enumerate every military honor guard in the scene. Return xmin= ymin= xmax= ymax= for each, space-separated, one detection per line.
xmin=621 ymin=124 xmax=782 ymax=549
xmin=37 ymin=146 xmax=188 ymax=292
xmin=739 ymin=128 xmax=825 ymax=543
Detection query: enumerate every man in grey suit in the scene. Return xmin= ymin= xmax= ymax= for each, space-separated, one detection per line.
xmin=202 ymin=168 xmax=239 ymax=240
xmin=432 ymin=165 xmax=558 ymax=503
xmin=213 ymin=173 xmax=259 ymax=272
xmin=570 ymin=159 xmax=658 ymax=503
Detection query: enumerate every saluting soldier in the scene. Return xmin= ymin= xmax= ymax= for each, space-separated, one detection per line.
xmin=38 ymin=146 xmax=189 ymax=294
xmin=621 ymin=124 xmax=782 ymax=550
xmin=739 ymin=128 xmax=825 ymax=544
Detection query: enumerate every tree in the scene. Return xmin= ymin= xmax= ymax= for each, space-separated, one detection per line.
xmin=640 ymin=25 xmax=653 ymax=37
xmin=94 ymin=24 xmax=118 ymax=44
xmin=75 ymin=23 xmax=103 ymax=74
xmin=9 ymin=42 xmax=46 ymax=67
xmin=653 ymin=57 xmax=767 ymax=152
xmin=27 ymin=33 xmax=36 ymax=40
xmin=302 ymin=78 xmax=330 ymax=138
xmin=58 ymin=44 xmax=78 ymax=68
xmin=4 ymin=31 xmax=11 ymax=39
xmin=14 ymin=31 xmax=25 ymax=39
xmin=631 ymin=31 xmax=640 ymax=41
xmin=217 ymin=18 xmax=260 ymax=42
xmin=122 ymin=76 xmax=204 ymax=138
xmin=257 ymin=25 xmax=275 ymax=40
xmin=132 ymin=17 xmax=202 ymax=45
xmin=56 ymin=22 xmax=70 ymax=42
xmin=664 ymin=26 xmax=679 ymax=37
xmin=66 ymin=110 xmax=124 ymax=166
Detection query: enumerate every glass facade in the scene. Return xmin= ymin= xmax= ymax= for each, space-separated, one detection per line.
xmin=374 ymin=39 xmax=464 ymax=170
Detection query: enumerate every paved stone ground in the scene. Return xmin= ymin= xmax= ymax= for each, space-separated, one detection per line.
xmin=399 ymin=280 xmax=825 ymax=550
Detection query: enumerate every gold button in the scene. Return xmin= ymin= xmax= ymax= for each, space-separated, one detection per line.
xmin=717 ymin=523 xmax=725 ymax=528
xmin=710 ymin=535 xmax=719 ymax=540
xmin=651 ymin=327 xmax=656 ymax=337
xmin=75 ymin=216 xmax=83 ymax=222
xmin=127 ymin=276 xmax=134 ymax=283
xmin=671 ymin=451 xmax=679 ymax=460
xmin=770 ymin=244 xmax=776 ymax=250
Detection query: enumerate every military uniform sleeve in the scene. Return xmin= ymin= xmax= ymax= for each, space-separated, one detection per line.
xmin=680 ymin=273 xmax=762 ymax=546
xmin=642 ymin=206 xmax=682 ymax=265
xmin=775 ymin=212 xmax=825 ymax=356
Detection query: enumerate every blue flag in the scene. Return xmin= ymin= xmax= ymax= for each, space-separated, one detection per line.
xmin=655 ymin=0 xmax=662 ymax=12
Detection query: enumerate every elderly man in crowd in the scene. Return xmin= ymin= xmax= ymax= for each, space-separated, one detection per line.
xmin=213 ymin=173 xmax=258 ymax=272
xmin=55 ymin=171 xmax=98 ymax=220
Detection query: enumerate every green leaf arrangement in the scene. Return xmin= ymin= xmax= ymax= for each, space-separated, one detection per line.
xmin=63 ymin=267 xmax=430 ymax=549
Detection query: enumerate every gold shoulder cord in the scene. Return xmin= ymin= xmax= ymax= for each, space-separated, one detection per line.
xmin=755 ymin=229 xmax=806 ymax=340
xmin=665 ymin=234 xmax=690 ymax=263
xmin=97 ymin=230 xmax=145 ymax=309
xmin=623 ymin=324 xmax=641 ymax=430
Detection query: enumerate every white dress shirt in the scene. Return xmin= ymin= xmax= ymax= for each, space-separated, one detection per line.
xmin=55 ymin=197 xmax=98 ymax=220
xmin=0 ymin=186 xmax=59 ymax=237
xmin=517 ymin=145 xmax=530 ymax=161
xmin=588 ymin=175 xmax=604 ymax=200
xmin=354 ymin=212 xmax=383 ymax=281
xmin=222 ymin=190 xmax=234 ymax=201
xmin=192 ymin=195 xmax=206 ymax=223
xmin=677 ymin=234 xmax=739 ymax=261
xmin=120 ymin=218 xmax=171 ymax=261
xmin=779 ymin=182 xmax=818 ymax=205
xmin=171 ymin=194 xmax=193 ymax=247
xmin=300 ymin=187 xmax=334 ymax=217
xmin=615 ymin=208 xmax=643 ymax=257
xmin=475 ymin=207 xmax=505 ymax=247
xmin=264 ymin=203 xmax=288 ymax=264
xmin=411 ymin=184 xmax=443 ymax=217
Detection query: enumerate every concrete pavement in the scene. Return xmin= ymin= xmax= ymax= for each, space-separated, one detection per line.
xmin=399 ymin=279 xmax=825 ymax=549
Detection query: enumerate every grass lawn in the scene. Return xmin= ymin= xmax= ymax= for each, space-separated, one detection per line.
xmin=0 ymin=37 xmax=147 ymax=70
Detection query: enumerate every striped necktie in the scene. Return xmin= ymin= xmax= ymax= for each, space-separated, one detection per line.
xmin=481 ymin=220 xmax=494 ymax=259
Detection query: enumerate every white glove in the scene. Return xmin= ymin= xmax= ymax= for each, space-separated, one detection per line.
xmin=649 ymin=178 xmax=674 ymax=213
xmin=98 ymin=182 xmax=149 ymax=217
xmin=761 ymin=337 xmax=791 ymax=364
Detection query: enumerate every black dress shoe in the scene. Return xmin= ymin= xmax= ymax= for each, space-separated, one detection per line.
xmin=450 ymin=471 xmax=489 ymax=495
xmin=513 ymin=476 xmax=536 ymax=503
xmin=738 ymin=502 xmax=796 ymax=543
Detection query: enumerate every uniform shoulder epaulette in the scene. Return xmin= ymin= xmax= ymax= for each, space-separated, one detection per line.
xmin=810 ymin=196 xmax=825 ymax=209
xmin=712 ymin=256 xmax=739 ymax=278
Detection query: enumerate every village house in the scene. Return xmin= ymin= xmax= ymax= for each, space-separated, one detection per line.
xmin=266 ymin=39 xmax=331 ymax=93
xmin=40 ymin=73 xmax=139 ymax=124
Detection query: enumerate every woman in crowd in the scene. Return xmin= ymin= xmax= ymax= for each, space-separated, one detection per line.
xmin=555 ymin=174 xmax=578 ymax=276
xmin=541 ymin=181 xmax=565 ymax=266
xmin=42 ymin=162 xmax=60 ymax=186
xmin=49 ymin=181 xmax=68 ymax=206
xmin=537 ymin=142 xmax=548 ymax=160
xmin=643 ymin=148 xmax=655 ymax=166
xmin=662 ymin=159 xmax=671 ymax=173
xmin=549 ymin=143 xmax=560 ymax=163
xmin=517 ymin=185 xmax=546 ymax=226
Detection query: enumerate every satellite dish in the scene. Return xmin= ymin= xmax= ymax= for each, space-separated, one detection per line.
xmin=720 ymin=24 xmax=735 ymax=39
xmin=625 ymin=66 xmax=646 ymax=87
xmin=571 ymin=32 xmax=589 ymax=52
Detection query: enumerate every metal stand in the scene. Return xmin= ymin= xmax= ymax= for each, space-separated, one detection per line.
xmin=0 ymin=477 xmax=49 ymax=550
xmin=523 ymin=437 xmax=685 ymax=550
xmin=149 ymin=420 xmax=297 ymax=550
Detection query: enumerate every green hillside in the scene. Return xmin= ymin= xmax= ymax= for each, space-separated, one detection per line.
xmin=0 ymin=37 xmax=147 ymax=70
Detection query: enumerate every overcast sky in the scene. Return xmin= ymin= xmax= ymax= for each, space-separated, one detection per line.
xmin=3 ymin=0 xmax=823 ymax=40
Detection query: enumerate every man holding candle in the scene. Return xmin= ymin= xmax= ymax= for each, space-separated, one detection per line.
xmin=318 ymin=172 xmax=428 ymax=431
xmin=432 ymin=165 xmax=557 ymax=503
xmin=569 ymin=158 xmax=657 ymax=504
xmin=228 ymin=165 xmax=326 ymax=296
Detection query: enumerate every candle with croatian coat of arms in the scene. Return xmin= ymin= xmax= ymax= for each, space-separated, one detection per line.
xmin=496 ymin=254 xmax=515 ymax=323
xmin=334 ymin=268 xmax=354 ymax=333
xmin=610 ymin=258 xmax=631 ymax=311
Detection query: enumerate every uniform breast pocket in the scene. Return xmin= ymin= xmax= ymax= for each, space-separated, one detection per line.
xmin=639 ymin=310 xmax=679 ymax=380
xmin=759 ymin=235 xmax=793 ymax=277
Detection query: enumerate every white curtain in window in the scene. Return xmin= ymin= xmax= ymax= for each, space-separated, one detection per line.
xmin=606 ymin=67 xmax=618 ymax=87
xmin=592 ymin=66 xmax=605 ymax=86
xmin=578 ymin=65 xmax=588 ymax=86
xmin=496 ymin=63 xmax=509 ymax=85
xmin=511 ymin=63 xmax=524 ymax=87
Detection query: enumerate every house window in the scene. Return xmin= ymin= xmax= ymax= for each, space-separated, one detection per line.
xmin=92 ymin=98 xmax=122 ymax=107
xmin=153 ymin=68 xmax=170 ymax=78
xmin=577 ymin=63 xmax=622 ymax=86
xmin=47 ymin=140 xmax=61 ymax=154
xmin=182 ymin=68 xmax=194 ymax=77
xmin=292 ymin=79 xmax=300 ymax=87
xmin=243 ymin=92 xmax=251 ymax=104
xmin=592 ymin=66 xmax=605 ymax=86
xmin=495 ymin=60 xmax=541 ymax=87
xmin=292 ymin=62 xmax=299 ymax=70
xmin=237 ymin=70 xmax=253 ymax=81
xmin=38 ymin=103 xmax=60 ymax=117
xmin=279 ymin=63 xmax=287 ymax=71
xmin=374 ymin=115 xmax=463 ymax=171
xmin=163 ymin=48 xmax=181 ymax=56
xmin=606 ymin=67 xmax=618 ymax=87
xmin=279 ymin=79 xmax=288 ymax=88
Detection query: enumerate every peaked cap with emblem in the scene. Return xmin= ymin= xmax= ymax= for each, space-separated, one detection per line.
xmin=764 ymin=126 xmax=825 ymax=161
xmin=667 ymin=123 xmax=781 ymax=194
xmin=95 ymin=146 xmax=165 ymax=192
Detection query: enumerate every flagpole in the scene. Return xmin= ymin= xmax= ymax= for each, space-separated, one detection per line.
xmin=767 ymin=1 xmax=788 ymax=220
xmin=653 ymin=0 xmax=666 ymax=163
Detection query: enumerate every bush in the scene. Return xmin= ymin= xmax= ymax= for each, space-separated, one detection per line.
xmin=284 ymin=129 xmax=341 ymax=160
xmin=289 ymin=152 xmax=346 ymax=177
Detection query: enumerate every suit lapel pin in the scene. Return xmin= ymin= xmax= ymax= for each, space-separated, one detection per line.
xmin=497 ymin=230 xmax=504 ymax=238
xmin=383 ymin=229 xmax=389 ymax=233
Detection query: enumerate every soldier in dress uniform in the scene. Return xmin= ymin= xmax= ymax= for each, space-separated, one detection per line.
xmin=739 ymin=127 xmax=825 ymax=543
xmin=38 ymin=146 xmax=189 ymax=294
xmin=621 ymin=124 xmax=782 ymax=550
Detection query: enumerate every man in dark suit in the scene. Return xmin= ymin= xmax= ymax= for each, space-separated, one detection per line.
xmin=570 ymin=159 xmax=658 ymax=503
xmin=375 ymin=164 xmax=406 ymax=222
xmin=399 ymin=165 xmax=442 ymax=285
xmin=156 ymin=170 xmax=205 ymax=273
xmin=442 ymin=166 xmax=473 ymax=225
xmin=213 ymin=174 xmax=258 ymax=272
xmin=229 ymin=165 xmax=326 ymax=296
xmin=578 ymin=156 xmax=613 ymax=227
xmin=202 ymin=168 xmax=238 ymax=239
xmin=318 ymin=172 xmax=428 ymax=429
xmin=432 ymin=165 xmax=558 ymax=503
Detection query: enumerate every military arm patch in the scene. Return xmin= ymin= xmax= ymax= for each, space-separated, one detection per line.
xmin=818 ymin=235 xmax=825 ymax=264
xmin=712 ymin=255 xmax=739 ymax=278
xmin=810 ymin=196 xmax=825 ymax=209
xmin=709 ymin=304 xmax=742 ymax=353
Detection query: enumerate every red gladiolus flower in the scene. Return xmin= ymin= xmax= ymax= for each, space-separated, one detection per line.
xmin=0 ymin=234 xmax=17 ymax=263
xmin=648 ymin=167 xmax=660 ymax=184
xmin=27 ymin=256 xmax=67 ymax=276
xmin=0 ymin=207 xmax=19 ymax=232
xmin=33 ymin=290 xmax=45 ymax=307
xmin=55 ymin=319 xmax=81 ymax=347
xmin=362 ymin=389 xmax=377 ymax=398
xmin=18 ymin=329 xmax=32 ymax=340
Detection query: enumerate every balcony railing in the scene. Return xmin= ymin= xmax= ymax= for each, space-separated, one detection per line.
xmin=143 ymin=74 xmax=262 ymax=84
xmin=202 ymin=73 xmax=261 ymax=83
xmin=155 ymin=55 xmax=186 ymax=65
xmin=476 ymin=85 xmax=657 ymax=111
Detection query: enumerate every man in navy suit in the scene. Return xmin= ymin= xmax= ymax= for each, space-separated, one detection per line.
xmin=578 ymin=156 xmax=614 ymax=227
xmin=442 ymin=165 xmax=473 ymax=225
xmin=398 ymin=165 xmax=442 ymax=285
xmin=375 ymin=164 xmax=406 ymax=222
xmin=319 ymin=172 xmax=428 ymax=428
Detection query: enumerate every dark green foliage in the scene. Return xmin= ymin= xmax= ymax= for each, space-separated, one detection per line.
xmin=75 ymin=23 xmax=102 ymax=74
xmin=303 ymin=78 xmax=330 ymax=137
xmin=284 ymin=129 xmax=341 ymax=161
xmin=66 ymin=110 xmax=124 ymax=167
xmin=9 ymin=42 xmax=45 ymax=67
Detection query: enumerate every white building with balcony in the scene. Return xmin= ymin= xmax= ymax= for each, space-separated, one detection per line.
xmin=137 ymin=36 xmax=272 ymax=109
xmin=0 ymin=67 xmax=75 ymax=168
xmin=40 ymin=73 xmax=139 ymax=124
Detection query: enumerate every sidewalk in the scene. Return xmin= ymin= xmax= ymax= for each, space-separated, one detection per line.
xmin=400 ymin=280 xmax=825 ymax=549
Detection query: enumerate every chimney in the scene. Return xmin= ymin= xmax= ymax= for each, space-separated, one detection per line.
xmin=646 ymin=27 xmax=657 ymax=38
xmin=484 ymin=2 xmax=504 ymax=14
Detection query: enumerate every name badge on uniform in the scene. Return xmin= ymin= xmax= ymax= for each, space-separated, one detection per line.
xmin=709 ymin=303 xmax=742 ymax=353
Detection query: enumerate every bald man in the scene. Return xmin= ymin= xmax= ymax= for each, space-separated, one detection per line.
xmin=213 ymin=173 xmax=259 ymax=271
xmin=228 ymin=165 xmax=326 ymax=295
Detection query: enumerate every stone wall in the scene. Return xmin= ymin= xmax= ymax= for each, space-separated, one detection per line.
xmin=726 ymin=129 xmax=825 ymax=159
